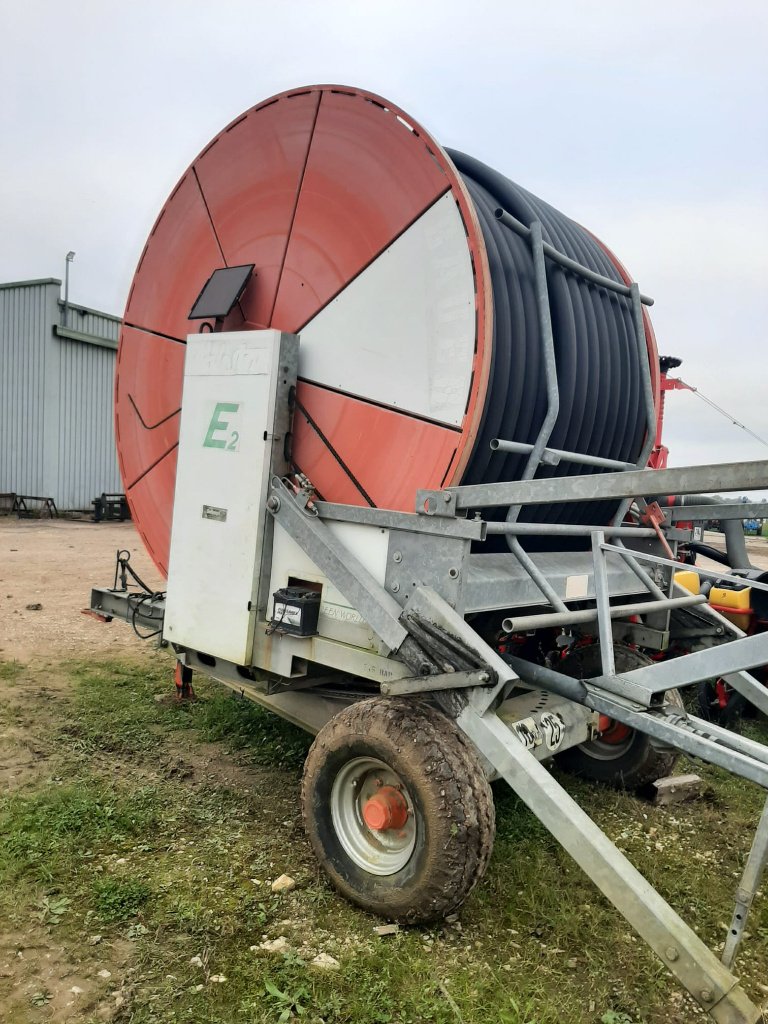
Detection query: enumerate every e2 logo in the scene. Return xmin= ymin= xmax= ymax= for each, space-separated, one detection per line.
xmin=203 ymin=402 xmax=241 ymax=452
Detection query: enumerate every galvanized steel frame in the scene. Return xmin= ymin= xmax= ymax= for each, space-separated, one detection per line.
xmin=417 ymin=459 xmax=768 ymax=514
xmin=95 ymin=302 xmax=768 ymax=1020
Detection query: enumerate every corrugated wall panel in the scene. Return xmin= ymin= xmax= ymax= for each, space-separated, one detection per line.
xmin=58 ymin=302 xmax=120 ymax=342
xmin=0 ymin=282 xmax=50 ymax=497
xmin=57 ymin=337 xmax=122 ymax=508
xmin=0 ymin=281 xmax=122 ymax=509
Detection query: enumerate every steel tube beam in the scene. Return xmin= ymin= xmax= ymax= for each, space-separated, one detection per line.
xmin=606 ymin=631 xmax=768 ymax=694
xmin=592 ymin=531 xmax=616 ymax=676
xmin=485 ymin=522 xmax=657 ymax=538
xmin=508 ymin=537 xmax=569 ymax=614
xmin=720 ymin=673 xmax=768 ymax=717
xmin=502 ymin=593 xmax=706 ymax=633
xmin=668 ymin=503 xmax=768 ymax=523
xmin=315 ymin=501 xmax=485 ymax=540
xmin=418 ymin=460 xmax=768 ymax=513
xmin=517 ymin=220 xmax=560 ymax=485
xmin=610 ymin=283 xmax=659 ymax=527
xmin=616 ymin=707 xmax=768 ymax=787
xmin=608 ymin=539 xmax=668 ymax=601
xmin=722 ymin=797 xmax=768 ymax=969
xmin=491 ymin=437 xmax=635 ymax=471
xmin=679 ymin=711 xmax=768 ymax=769
xmin=504 ymin=655 xmax=768 ymax=787
xmin=457 ymin=706 xmax=758 ymax=1022
xmin=502 ymin=221 xmax=561 ymax=546
xmin=89 ymin=586 xmax=165 ymax=633
xmin=616 ymin=547 xmax=768 ymax=595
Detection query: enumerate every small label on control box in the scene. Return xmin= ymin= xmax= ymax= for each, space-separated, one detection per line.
xmin=202 ymin=505 xmax=228 ymax=522
xmin=273 ymin=602 xmax=303 ymax=628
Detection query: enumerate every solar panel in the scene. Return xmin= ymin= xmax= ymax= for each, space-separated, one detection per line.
xmin=188 ymin=264 xmax=254 ymax=320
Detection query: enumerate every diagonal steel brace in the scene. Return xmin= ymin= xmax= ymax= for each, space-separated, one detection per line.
xmin=458 ymin=704 xmax=761 ymax=1024
xmin=406 ymin=588 xmax=761 ymax=1022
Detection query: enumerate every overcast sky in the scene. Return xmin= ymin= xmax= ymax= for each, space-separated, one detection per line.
xmin=1 ymin=0 xmax=766 ymax=490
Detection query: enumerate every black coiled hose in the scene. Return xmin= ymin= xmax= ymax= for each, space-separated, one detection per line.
xmin=449 ymin=151 xmax=652 ymax=530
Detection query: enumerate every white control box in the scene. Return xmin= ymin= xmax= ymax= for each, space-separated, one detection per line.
xmin=163 ymin=330 xmax=297 ymax=665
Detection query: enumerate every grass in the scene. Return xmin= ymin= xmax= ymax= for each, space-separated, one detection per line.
xmin=0 ymin=654 xmax=766 ymax=1024
xmin=0 ymin=658 xmax=23 ymax=682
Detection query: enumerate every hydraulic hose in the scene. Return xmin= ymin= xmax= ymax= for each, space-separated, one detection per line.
xmin=689 ymin=542 xmax=732 ymax=568
xmin=449 ymin=151 xmax=652 ymax=530
xmin=659 ymin=494 xmax=753 ymax=573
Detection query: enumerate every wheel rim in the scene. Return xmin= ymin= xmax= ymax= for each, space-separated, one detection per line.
xmin=330 ymin=757 xmax=417 ymax=876
xmin=574 ymin=715 xmax=635 ymax=760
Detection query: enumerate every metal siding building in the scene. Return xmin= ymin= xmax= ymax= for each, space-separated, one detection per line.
xmin=0 ymin=279 xmax=122 ymax=509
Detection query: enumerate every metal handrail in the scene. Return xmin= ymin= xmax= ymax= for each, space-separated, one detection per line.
xmin=495 ymin=207 xmax=654 ymax=305
xmin=493 ymin=213 xmax=658 ymax=570
xmin=491 ymin=437 xmax=635 ymax=472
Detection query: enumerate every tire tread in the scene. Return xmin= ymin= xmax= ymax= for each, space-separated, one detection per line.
xmin=301 ymin=697 xmax=495 ymax=923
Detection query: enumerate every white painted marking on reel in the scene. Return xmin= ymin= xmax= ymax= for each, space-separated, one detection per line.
xmin=299 ymin=193 xmax=476 ymax=427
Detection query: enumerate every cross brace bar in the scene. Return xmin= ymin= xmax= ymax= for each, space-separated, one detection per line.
xmin=605 ymin=630 xmax=768 ymax=695
xmin=668 ymin=503 xmax=768 ymax=522
xmin=267 ymin=481 xmax=408 ymax=655
xmin=417 ymin=460 xmax=768 ymax=513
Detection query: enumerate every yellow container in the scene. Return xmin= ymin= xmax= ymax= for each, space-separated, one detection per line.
xmin=674 ymin=570 xmax=700 ymax=595
xmin=709 ymin=585 xmax=752 ymax=631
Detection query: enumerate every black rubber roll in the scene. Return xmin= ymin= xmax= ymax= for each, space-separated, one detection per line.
xmin=449 ymin=151 xmax=650 ymax=529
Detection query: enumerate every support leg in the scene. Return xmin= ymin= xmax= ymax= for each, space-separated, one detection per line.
xmin=722 ymin=795 xmax=768 ymax=969
xmin=174 ymin=661 xmax=196 ymax=701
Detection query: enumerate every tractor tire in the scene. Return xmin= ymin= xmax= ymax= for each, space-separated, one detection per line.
xmin=301 ymin=696 xmax=495 ymax=924
xmin=556 ymin=643 xmax=682 ymax=790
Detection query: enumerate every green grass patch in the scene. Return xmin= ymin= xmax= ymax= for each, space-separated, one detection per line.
xmin=60 ymin=657 xmax=183 ymax=756
xmin=0 ymin=658 xmax=23 ymax=682
xmin=92 ymin=876 xmax=152 ymax=921
xmin=0 ymin=782 xmax=163 ymax=886
xmin=0 ymin=655 xmax=766 ymax=1023
xmin=188 ymin=687 xmax=311 ymax=769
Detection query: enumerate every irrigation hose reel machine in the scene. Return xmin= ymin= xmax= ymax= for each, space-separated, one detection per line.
xmin=92 ymin=85 xmax=768 ymax=1023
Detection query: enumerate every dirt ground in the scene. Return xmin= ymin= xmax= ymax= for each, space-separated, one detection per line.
xmin=0 ymin=519 xmax=163 ymax=1020
xmin=0 ymin=519 xmax=164 ymax=662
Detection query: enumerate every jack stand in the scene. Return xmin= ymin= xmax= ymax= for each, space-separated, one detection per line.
xmin=174 ymin=662 xmax=196 ymax=702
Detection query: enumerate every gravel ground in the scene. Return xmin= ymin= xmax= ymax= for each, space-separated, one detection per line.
xmin=0 ymin=518 xmax=164 ymax=663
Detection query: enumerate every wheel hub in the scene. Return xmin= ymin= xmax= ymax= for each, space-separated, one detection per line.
xmin=362 ymin=786 xmax=409 ymax=831
xmin=597 ymin=714 xmax=633 ymax=745
xmin=330 ymin=757 xmax=417 ymax=876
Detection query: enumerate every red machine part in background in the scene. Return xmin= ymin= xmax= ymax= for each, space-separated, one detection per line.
xmin=648 ymin=356 xmax=694 ymax=471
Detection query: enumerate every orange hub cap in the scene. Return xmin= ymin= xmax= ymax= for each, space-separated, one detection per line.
xmin=362 ymin=786 xmax=409 ymax=831
xmin=597 ymin=714 xmax=633 ymax=745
